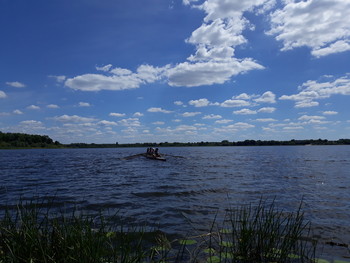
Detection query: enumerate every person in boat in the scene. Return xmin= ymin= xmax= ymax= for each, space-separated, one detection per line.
xmin=154 ymin=148 xmax=160 ymax=157
xmin=147 ymin=147 xmax=155 ymax=156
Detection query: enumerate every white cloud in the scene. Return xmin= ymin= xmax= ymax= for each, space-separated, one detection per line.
xmin=96 ymin=64 xmax=113 ymax=72
xmin=174 ymin=101 xmax=184 ymax=106
xmin=110 ymin=112 xmax=126 ymax=117
xmin=279 ymin=75 xmax=350 ymax=107
xmin=267 ymin=0 xmax=350 ymax=57
xmin=19 ymin=120 xmax=46 ymax=131
xmin=295 ymin=101 xmax=319 ymax=108
xmin=215 ymin=119 xmax=233 ymax=124
xmin=27 ymin=105 xmax=40 ymax=110
xmin=223 ymin=122 xmax=255 ymax=131
xmin=65 ymin=64 xmax=168 ymax=91
xmin=298 ymin=115 xmax=325 ymax=121
xmin=147 ymin=107 xmax=173 ymax=114
xmin=65 ymin=73 xmax=141 ymax=91
xmin=98 ymin=120 xmax=118 ymax=126
xmin=0 ymin=91 xmax=7 ymax=98
xmin=221 ymin=99 xmax=251 ymax=108
xmin=323 ymin=111 xmax=338 ymax=115
xmin=234 ymin=93 xmax=251 ymax=100
xmin=133 ymin=112 xmax=144 ymax=117
xmin=79 ymin=102 xmax=91 ymax=107
xmin=47 ymin=104 xmax=59 ymax=109
xmin=233 ymin=108 xmax=257 ymax=115
xmin=198 ymin=0 xmax=270 ymax=22
xmin=283 ymin=126 xmax=304 ymax=130
xmin=13 ymin=109 xmax=23 ymax=115
xmin=312 ymin=40 xmax=350 ymax=58
xmin=254 ymin=91 xmax=276 ymax=103
xmin=182 ymin=111 xmax=201 ymax=117
xmin=53 ymin=115 xmax=97 ymax=123
xmin=167 ymin=59 xmax=264 ymax=87
xmin=203 ymin=114 xmax=222 ymax=119
xmin=186 ymin=18 xmax=247 ymax=56
xmin=118 ymin=118 xmax=141 ymax=127
xmin=258 ymin=107 xmax=276 ymax=113
xmin=20 ymin=120 xmax=43 ymax=126
xmin=189 ymin=98 xmax=210 ymax=107
xmin=153 ymin=121 xmax=165 ymax=125
xmin=6 ymin=81 xmax=26 ymax=88
xmin=255 ymin=118 xmax=277 ymax=122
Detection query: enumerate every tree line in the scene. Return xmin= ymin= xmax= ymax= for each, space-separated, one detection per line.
xmin=0 ymin=131 xmax=61 ymax=148
xmin=67 ymin=138 xmax=350 ymax=148
xmin=1 ymin=131 xmax=350 ymax=149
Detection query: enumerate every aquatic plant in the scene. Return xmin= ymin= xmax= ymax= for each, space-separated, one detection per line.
xmin=0 ymin=198 xmax=321 ymax=262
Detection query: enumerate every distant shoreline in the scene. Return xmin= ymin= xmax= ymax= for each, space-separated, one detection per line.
xmin=1 ymin=131 xmax=350 ymax=149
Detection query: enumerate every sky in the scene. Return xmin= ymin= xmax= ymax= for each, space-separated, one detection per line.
xmin=1 ymin=0 xmax=350 ymax=144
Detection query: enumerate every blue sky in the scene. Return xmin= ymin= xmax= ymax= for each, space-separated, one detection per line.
xmin=1 ymin=0 xmax=350 ymax=144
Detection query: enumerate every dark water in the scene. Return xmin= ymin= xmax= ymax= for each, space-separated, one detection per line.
xmin=1 ymin=146 xmax=350 ymax=260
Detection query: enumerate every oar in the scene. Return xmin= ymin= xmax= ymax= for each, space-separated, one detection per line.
xmin=120 ymin=153 xmax=146 ymax=160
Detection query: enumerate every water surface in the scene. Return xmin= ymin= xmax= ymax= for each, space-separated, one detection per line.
xmin=1 ymin=146 xmax=350 ymax=259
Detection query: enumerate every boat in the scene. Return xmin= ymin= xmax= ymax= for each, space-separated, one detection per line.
xmin=145 ymin=154 xmax=166 ymax=161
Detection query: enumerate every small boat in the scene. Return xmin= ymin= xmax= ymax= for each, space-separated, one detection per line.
xmin=145 ymin=154 xmax=166 ymax=161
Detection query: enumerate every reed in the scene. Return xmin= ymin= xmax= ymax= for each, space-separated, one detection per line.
xmin=0 ymin=198 xmax=318 ymax=262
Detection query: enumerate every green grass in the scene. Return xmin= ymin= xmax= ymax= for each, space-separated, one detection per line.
xmin=0 ymin=198 xmax=332 ymax=262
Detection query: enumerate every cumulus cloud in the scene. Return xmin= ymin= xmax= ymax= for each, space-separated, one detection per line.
xmin=79 ymin=102 xmax=91 ymax=107
xmin=166 ymin=0 xmax=273 ymax=87
xmin=147 ymin=107 xmax=173 ymax=114
xmin=220 ymin=122 xmax=255 ymax=131
xmin=254 ymin=91 xmax=276 ymax=103
xmin=167 ymin=59 xmax=264 ymax=87
xmin=203 ymin=114 xmax=222 ymax=119
xmin=298 ymin=115 xmax=325 ymax=121
xmin=0 ymin=91 xmax=7 ymax=98
xmin=152 ymin=121 xmax=165 ymax=125
xmin=6 ymin=81 xmax=26 ymax=88
xmin=13 ymin=109 xmax=23 ymax=115
xmin=267 ymin=0 xmax=350 ymax=57
xmin=133 ymin=112 xmax=144 ymax=117
xmin=221 ymin=99 xmax=251 ymax=108
xmin=233 ymin=108 xmax=257 ymax=115
xmin=279 ymin=75 xmax=350 ymax=108
xmin=53 ymin=115 xmax=97 ymax=123
xmin=174 ymin=101 xmax=184 ymax=106
xmin=182 ymin=111 xmax=201 ymax=117
xmin=215 ymin=119 xmax=233 ymax=124
xmin=255 ymin=118 xmax=277 ymax=122
xmin=27 ymin=105 xmax=40 ymax=110
xmin=312 ymin=40 xmax=350 ymax=58
xmin=20 ymin=120 xmax=43 ymax=126
xmin=189 ymin=98 xmax=211 ymax=107
xmin=96 ymin=64 xmax=113 ymax=72
xmin=98 ymin=120 xmax=118 ymax=126
xmin=258 ymin=107 xmax=276 ymax=113
xmin=65 ymin=64 xmax=168 ymax=91
xmin=323 ymin=111 xmax=338 ymax=115
xmin=118 ymin=118 xmax=141 ymax=127
xmin=109 ymin=112 xmax=126 ymax=117
xmin=234 ymin=93 xmax=251 ymax=100
xmin=47 ymin=104 xmax=59 ymax=109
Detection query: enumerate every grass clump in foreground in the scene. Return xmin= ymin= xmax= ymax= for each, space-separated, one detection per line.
xmin=0 ymin=198 xmax=318 ymax=262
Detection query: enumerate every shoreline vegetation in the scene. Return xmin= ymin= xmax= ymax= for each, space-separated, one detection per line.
xmin=0 ymin=198 xmax=324 ymax=263
xmin=1 ymin=131 xmax=350 ymax=149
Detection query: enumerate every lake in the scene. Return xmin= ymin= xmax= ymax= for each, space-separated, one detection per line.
xmin=1 ymin=146 xmax=350 ymax=260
